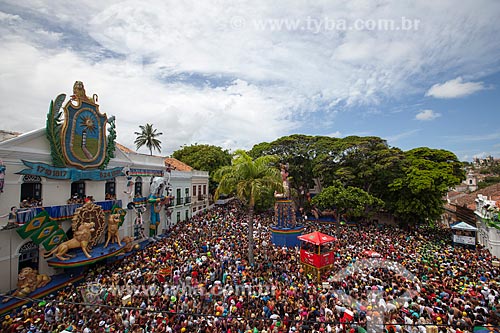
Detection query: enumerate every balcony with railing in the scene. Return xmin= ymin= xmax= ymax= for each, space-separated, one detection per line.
xmin=184 ymin=196 xmax=191 ymax=205
xmin=15 ymin=200 xmax=122 ymax=224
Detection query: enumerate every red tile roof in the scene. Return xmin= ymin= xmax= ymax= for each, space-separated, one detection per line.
xmin=116 ymin=142 xmax=135 ymax=154
xmin=448 ymin=183 xmax=500 ymax=209
xmin=165 ymin=158 xmax=193 ymax=171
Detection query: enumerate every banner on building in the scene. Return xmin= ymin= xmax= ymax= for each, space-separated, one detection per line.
xmin=453 ymin=234 xmax=475 ymax=246
xmin=17 ymin=160 xmax=123 ymax=181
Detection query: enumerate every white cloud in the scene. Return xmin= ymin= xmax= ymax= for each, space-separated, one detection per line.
xmin=0 ymin=11 xmax=20 ymax=22
xmin=0 ymin=0 xmax=499 ymax=154
xmin=426 ymin=77 xmax=486 ymax=98
xmin=415 ymin=109 xmax=441 ymax=121
xmin=385 ymin=129 xmax=421 ymax=143
xmin=327 ymin=131 xmax=342 ymax=138
xmin=0 ymin=40 xmax=301 ymax=155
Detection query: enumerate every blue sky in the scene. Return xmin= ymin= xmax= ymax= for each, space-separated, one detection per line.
xmin=0 ymin=1 xmax=499 ymax=161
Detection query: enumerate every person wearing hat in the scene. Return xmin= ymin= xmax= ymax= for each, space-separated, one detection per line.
xmin=2 ymin=315 xmax=14 ymax=331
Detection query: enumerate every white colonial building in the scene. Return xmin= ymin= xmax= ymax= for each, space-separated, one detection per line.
xmin=0 ymin=128 xmax=209 ymax=293
xmin=191 ymin=170 xmax=210 ymax=215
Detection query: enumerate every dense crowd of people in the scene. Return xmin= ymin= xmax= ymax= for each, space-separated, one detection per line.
xmin=1 ymin=201 xmax=499 ymax=333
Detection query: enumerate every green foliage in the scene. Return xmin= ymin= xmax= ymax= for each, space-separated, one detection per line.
xmin=253 ymin=187 xmax=277 ymax=213
xmin=491 ymin=164 xmax=500 ymax=175
xmin=45 ymin=94 xmax=66 ymax=167
xmin=214 ymin=150 xmax=282 ymax=205
xmin=387 ymin=147 xmax=465 ymax=224
xmin=478 ymin=164 xmax=500 ymax=176
xmin=172 ymin=144 xmax=232 ymax=193
xmin=100 ymin=116 xmax=117 ymax=170
xmin=134 ymin=124 xmax=163 ymax=156
xmin=251 ymin=134 xmax=464 ymax=227
xmin=314 ymin=136 xmax=405 ymax=196
xmin=477 ymin=177 xmax=500 ymax=190
xmin=312 ymin=180 xmax=384 ymax=222
xmin=248 ymin=134 xmax=337 ymax=207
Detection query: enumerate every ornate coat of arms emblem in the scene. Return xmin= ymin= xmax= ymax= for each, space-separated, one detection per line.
xmin=45 ymin=81 xmax=117 ymax=170
xmin=61 ymin=81 xmax=107 ymax=169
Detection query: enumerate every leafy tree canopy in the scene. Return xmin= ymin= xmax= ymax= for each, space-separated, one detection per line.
xmin=172 ymin=144 xmax=232 ymax=193
xmin=248 ymin=134 xmax=338 ymax=207
xmin=387 ymin=147 xmax=465 ymax=224
xmin=250 ymin=135 xmax=465 ymax=226
xmin=312 ymin=180 xmax=384 ymax=223
xmin=172 ymin=144 xmax=231 ymax=173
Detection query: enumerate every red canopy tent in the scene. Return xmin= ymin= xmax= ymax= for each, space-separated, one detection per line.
xmin=298 ymin=231 xmax=336 ymax=245
xmin=298 ymin=231 xmax=336 ymax=281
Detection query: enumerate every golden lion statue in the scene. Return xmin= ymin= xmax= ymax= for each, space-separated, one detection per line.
xmin=70 ymin=81 xmax=97 ymax=103
xmin=104 ymin=213 xmax=122 ymax=248
xmin=121 ymin=236 xmax=139 ymax=252
xmin=44 ymin=222 xmax=95 ymax=260
xmin=2 ymin=267 xmax=51 ymax=303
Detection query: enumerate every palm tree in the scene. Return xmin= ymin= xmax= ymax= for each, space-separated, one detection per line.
xmin=134 ymin=124 xmax=163 ymax=155
xmin=214 ymin=150 xmax=283 ymax=265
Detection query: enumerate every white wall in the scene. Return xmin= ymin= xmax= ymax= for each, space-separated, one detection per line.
xmin=0 ymin=230 xmax=22 ymax=292
xmin=191 ymin=170 xmax=210 ymax=216
xmin=477 ymin=219 xmax=500 ymax=258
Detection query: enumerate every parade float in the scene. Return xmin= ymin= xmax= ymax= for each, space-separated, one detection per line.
xmin=270 ymin=163 xmax=305 ymax=247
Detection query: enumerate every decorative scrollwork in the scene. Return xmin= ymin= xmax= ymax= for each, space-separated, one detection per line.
xmin=22 ymin=175 xmax=42 ymax=183
xmin=72 ymin=201 xmax=105 ymax=248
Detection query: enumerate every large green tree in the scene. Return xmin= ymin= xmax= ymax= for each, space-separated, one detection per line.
xmin=214 ymin=150 xmax=282 ymax=265
xmin=312 ymin=180 xmax=384 ymax=234
xmin=248 ymin=134 xmax=338 ymax=208
xmin=387 ymin=147 xmax=465 ymax=224
xmin=313 ymin=136 xmax=404 ymax=196
xmin=134 ymin=124 xmax=163 ymax=156
xmin=172 ymin=144 xmax=232 ymax=193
